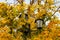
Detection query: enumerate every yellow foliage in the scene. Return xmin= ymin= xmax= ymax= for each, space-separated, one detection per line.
xmin=0 ymin=0 xmax=59 ymax=40
xmin=1 ymin=18 xmax=8 ymax=24
xmin=45 ymin=0 xmax=54 ymax=4
xmin=0 ymin=26 xmax=15 ymax=40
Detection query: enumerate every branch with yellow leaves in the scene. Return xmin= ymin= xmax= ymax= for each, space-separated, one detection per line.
xmin=38 ymin=0 xmax=41 ymax=12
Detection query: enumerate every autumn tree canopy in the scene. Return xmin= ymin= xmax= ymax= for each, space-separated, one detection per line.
xmin=0 ymin=0 xmax=60 ymax=40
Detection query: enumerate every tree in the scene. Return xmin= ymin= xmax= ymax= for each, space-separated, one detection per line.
xmin=0 ymin=0 xmax=60 ymax=40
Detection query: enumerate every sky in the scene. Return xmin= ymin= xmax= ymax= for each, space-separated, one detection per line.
xmin=0 ymin=0 xmax=30 ymax=4
xmin=0 ymin=0 xmax=60 ymax=5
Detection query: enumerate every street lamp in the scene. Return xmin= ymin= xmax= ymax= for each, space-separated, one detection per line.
xmin=35 ymin=19 xmax=44 ymax=29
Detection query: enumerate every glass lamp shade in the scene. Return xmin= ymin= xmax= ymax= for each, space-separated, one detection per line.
xmin=35 ymin=19 xmax=43 ymax=28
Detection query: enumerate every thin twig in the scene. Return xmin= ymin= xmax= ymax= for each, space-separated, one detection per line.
xmin=17 ymin=0 xmax=24 ymax=6
xmin=52 ymin=6 xmax=60 ymax=16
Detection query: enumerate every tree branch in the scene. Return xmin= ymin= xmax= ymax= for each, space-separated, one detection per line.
xmin=38 ymin=0 xmax=41 ymax=12
xmin=52 ymin=6 xmax=60 ymax=16
xmin=30 ymin=0 xmax=34 ymax=5
xmin=17 ymin=0 xmax=24 ymax=5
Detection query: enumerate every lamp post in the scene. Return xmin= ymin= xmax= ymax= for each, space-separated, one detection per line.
xmin=19 ymin=23 xmax=30 ymax=40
